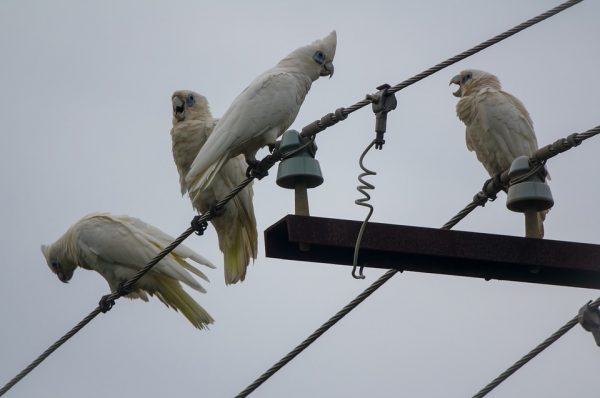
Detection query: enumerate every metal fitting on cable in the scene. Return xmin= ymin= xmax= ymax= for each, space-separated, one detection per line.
xmin=578 ymin=301 xmax=600 ymax=346
xmin=366 ymin=84 xmax=397 ymax=149
xmin=351 ymin=84 xmax=397 ymax=279
xmin=98 ymin=294 xmax=116 ymax=313
xmin=301 ymin=108 xmax=347 ymax=138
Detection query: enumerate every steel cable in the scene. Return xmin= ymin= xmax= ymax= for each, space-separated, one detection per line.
xmin=0 ymin=1 xmax=590 ymax=394
xmin=235 ymin=125 xmax=599 ymax=397
xmin=0 ymin=134 xmax=325 ymax=396
xmin=473 ymin=296 xmax=600 ymax=398
xmin=299 ymin=0 xmax=584 ymax=138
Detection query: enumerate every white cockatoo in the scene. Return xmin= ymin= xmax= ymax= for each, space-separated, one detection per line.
xmin=41 ymin=213 xmax=215 ymax=329
xmin=450 ymin=69 xmax=547 ymax=238
xmin=185 ymin=30 xmax=337 ymax=192
xmin=171 ymin=90 xmax=258 ymax=284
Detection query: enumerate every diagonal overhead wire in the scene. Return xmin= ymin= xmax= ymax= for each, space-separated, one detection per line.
xmin=0 ymin=152 xmax=276 ymax=397
xmin=0 ymin=139 xmax=326 ymax=397
xmin=232 ymin=0 xmax=588 ymax=393
xmin=473 ymin=295 xmax=600 ymax=398
xmin=0 ymin=1 xmax=588 ymax=396
xmin=235 ymin=124 xmax=600 ymax=397
xmin=298 ymin=0 xmax=584 ymax=140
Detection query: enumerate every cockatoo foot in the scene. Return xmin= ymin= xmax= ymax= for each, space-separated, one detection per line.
xmin=245 ymin=160 xmax=269 ymax=180
xmin=99 ymin=294 xmax=116 ymax=313
xmin=191 ymin=216 xmax=209 ymax=235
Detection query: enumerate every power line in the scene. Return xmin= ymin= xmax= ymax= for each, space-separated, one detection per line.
xmin=0 ymin=0 xmax=588 ymax=395
xmin=473 ymin=295 xmax=600 ymax=398
xmin=235 ymin=125 xmax=599 ymax=397
xmin=0 ymin=153 xmax=276 ymax=397
xmin=0 ymin=139 xmax=321 ymax=397
xmin=298 ymin=0 xmax=584 ymax=140
xmin=232 ymin=0 xmax=589 ymax=391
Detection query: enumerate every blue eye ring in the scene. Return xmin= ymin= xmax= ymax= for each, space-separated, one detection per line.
xmin=313 ymin=51 xmax=325 ymax=65
xmin=186 ymin=94 xmax=195 ymax=107
xmin=462 ymin=73 xmax=472 ymax=84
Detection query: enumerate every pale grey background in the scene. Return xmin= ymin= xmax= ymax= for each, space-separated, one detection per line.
xmin=1 ymin=1 xmax=599 ymax=397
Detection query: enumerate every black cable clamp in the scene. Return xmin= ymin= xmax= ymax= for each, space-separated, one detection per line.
xmin=191 ymin=216 xmax=209 ymax=236
xmin=366 ymin=84 xmax=397 ymax=149
xmin=578 ymin=300 xmax=600 ymax=347
xmin=246 ymin=145 xmax=283 ymax=180
xmin=98 ymin=294 xmax=116 ymax=313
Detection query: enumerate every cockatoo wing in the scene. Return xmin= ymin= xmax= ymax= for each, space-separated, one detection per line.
xmin=467 ymin=87 xmax=538 ymax=175
xmin=227 ymin=156 xmax=257 ymax=240
xmin=121 ymin=215 xmax=216 ymax=269
xmin=186 ymin=71 xmax=310 ymax=191
xmin=219 ymin=155 xmax=258 ymax=283
xmin=74 ymin=214 xmax=209 ymax=292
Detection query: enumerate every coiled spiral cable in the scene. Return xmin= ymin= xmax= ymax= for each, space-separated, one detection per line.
xmin=352 ymin=139 xmax=378 ymax=279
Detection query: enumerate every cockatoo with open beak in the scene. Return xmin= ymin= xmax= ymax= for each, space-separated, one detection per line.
xmin=41 ymin=213 xmax=215 ymax=329
xmin=185 ymin=30 xmax=337 ymax=192
xmin=450 ymin=69 xmax=547 ymax=238
xmin=171 ymin=90 xmax=258 ymax=284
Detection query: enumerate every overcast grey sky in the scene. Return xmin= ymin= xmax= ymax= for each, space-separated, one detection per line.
xmin=1 ymin=1 xmax=599 ymax=397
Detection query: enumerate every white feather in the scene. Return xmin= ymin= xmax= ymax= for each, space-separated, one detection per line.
xmin=40 ymin=212 xmax=215 ymax=328
xmin=453 ymin=69 xmax=547 ymax=238
xmin=171 ymin=90 xmax=258 ymax=284
xmin=185 ymin=31 xmax=337 ymax=192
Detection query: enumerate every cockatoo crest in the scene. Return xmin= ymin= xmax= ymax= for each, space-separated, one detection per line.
xmin=277 ymin=30 xmax=337 ymax=80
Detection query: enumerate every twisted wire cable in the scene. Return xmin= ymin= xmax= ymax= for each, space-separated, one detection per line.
xmin=299 ymin=0 xmax=584 ymax=138
xmin=0 ymin=153 xmax=277 ymax=397
xmin=0 ymin=134 xmax=332 ymax=396
xmin=473 ymin=296 xmax=600 ymax=398
xmin=235 ymin=124 xmax=599 ymax=397
xmin=0 ymin=0 xmax=590 ymax=393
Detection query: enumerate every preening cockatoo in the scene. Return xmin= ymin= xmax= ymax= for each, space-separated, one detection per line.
xmin=185 ymin=30 xmax=337 ymax=192
xmin=450 ymin=69 xmax=547 ymax=238
xmin=171 ymin=90 xmax=258 ymax=284
xmin=41 ymin=213 xmax=215 ymax=329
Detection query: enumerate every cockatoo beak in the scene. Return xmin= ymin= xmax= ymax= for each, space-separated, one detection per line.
xmin=449 ymin=74 xmax=462 ymax=97
xmin=57 ymin=271 xmax=70 ymax=283
xmin=321 ymin=61 xmax=334 ymax=78
xmin=172 ymin=95 xmax=185 ymax=120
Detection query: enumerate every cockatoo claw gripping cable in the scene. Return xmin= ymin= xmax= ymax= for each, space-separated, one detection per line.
xmin=0 ymin=1 xmax=587 ymax=396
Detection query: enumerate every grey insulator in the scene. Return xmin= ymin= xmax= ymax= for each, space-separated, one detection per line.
xmin=276 ymin=130 xmax=324 ymax=189
xmin=506 ymin=155 xmax=554 ymax=212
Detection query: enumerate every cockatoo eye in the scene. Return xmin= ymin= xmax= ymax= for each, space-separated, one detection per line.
xmin=51 ymin=260 xmax=59 ymax=270
xmin=186 ymin=95 xmax=195 ymax=107
xmin=313 ymin=51 xmax=325 ymax=65
xmin=462 ymin=73 xmax=472 ymax=84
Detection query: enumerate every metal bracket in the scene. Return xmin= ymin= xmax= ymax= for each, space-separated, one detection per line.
xmin=366 ymin=84 xmax=397 ymax=149
xmin=578 ymin=301 xmax=600 ymax=346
